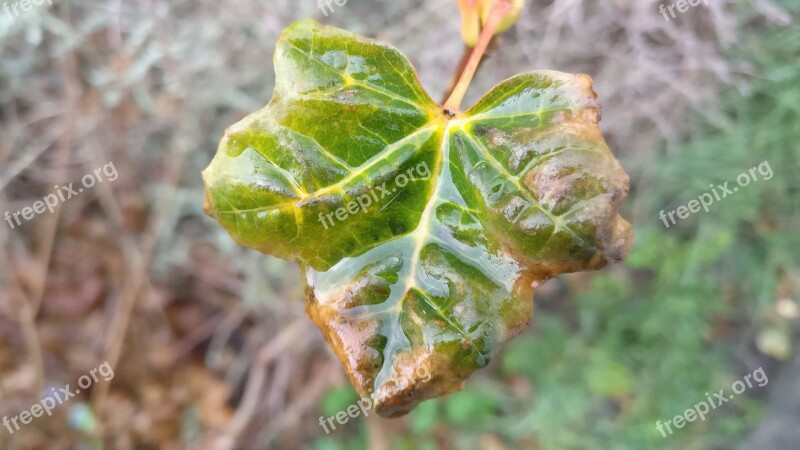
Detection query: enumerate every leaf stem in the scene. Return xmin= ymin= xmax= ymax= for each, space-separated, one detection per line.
xmin=442 ymin=0 xmax=514 ymax=114
xmin=440 ymin=44 xmax=473 ymax=106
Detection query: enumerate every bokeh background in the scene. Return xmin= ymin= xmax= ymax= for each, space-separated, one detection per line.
xmin=0 ymin=0 xmax=798 ymax=449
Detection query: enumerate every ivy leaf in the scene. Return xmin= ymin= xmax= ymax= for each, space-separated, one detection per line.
xmin=202 ymin=19 xmax=632 ymax=416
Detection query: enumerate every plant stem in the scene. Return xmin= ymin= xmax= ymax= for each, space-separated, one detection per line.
xmin=440 ymin=39 xmax=496 ymax=105
xmin=442 ymin=0 xmax=514 ymax=114
xmin=441 ymin=44 xmax=473 ymax=106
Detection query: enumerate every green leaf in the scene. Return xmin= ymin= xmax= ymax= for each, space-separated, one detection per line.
xmin=409 ymin=398 xmax=440 ymax=433
xmin=584 ymin=352 xmax=633 ymax=397
xmin=203 ymin=19 xmax=632 ymax=417
xmin=321 ymin=385 xmax=359 ymax=418
xmin=443 ymin=390 xmax=497 ymax=425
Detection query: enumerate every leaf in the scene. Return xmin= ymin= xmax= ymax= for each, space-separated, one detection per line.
xmin=321 ymin=385 xmax=359 ymax=418
xmin=409 ymin=399 xmax=440 ymax=433
xmin=443 ymin=390 xmax=496 ymax=425
xmin=202 ymin=19 xmax=632 ymax=416
xmin=585 ymin=352 xmax=632 ymax=397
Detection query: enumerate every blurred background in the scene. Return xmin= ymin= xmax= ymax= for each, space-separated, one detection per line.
xmin=0 ymin=0 xmax=798 ymax=449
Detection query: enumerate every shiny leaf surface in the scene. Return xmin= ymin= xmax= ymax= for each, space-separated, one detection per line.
xmin=203 ymin=19 xmax=632 ymax=416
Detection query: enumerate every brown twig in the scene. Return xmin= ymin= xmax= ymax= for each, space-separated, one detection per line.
xmin=91 ymin=110 xmax=189 ymax=409
xmin=0 ymin=236 xmax=44 ymax=399
xmin=29 ymin=6 xmax=79 ymax=317
xmin=214 ymin=320 xmax=312 ymax=450
xmin=258 ymin=359 xmax=340 ymax=445
xmin=2 ymin=0 xmax=82 ymax=398
xmin=92 ymin=0 xmax=192 ymax=413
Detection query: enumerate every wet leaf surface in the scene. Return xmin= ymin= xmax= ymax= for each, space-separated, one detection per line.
xmin=203 ymin=19 xmax=632 ymax=416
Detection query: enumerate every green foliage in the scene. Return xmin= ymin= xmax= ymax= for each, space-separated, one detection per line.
xmin=584 ymin=351 xmax=632 ymax=397
xmin=408 ymin=399 xmax=439 ymax=433
xmin=204 ymin=19 xmax=633 ymax=415
xmin=310 ymin=436 xmax=366 ymax=450
xmin=315 ymin=5 xmax=798 ymax=448
xmin=321 ymin=385 xmax=359 ymax=418
xmin=485 ymin=14 xmax=799 ymax=450
xmin=443 ymin=390 xmax=496 ymax=425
